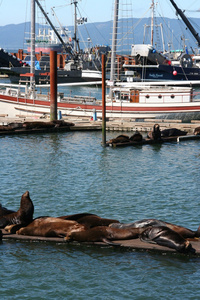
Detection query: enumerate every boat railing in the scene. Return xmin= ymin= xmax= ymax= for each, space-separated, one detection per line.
xmin=62 ymin=95 xmax=97 ymax=103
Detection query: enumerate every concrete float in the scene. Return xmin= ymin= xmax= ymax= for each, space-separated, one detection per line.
xmin=1 ymin=229 xmax=200 ymax=256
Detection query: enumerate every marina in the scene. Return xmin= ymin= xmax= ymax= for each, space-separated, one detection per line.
xmin=1 ymin=0 xmax=200 ymax=299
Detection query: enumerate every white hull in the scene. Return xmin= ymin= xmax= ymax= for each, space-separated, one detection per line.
xmin=1 ymin=91 xmax=200 ymax=122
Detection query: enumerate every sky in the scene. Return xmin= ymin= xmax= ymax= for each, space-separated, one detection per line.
xmin=0 ymin=0 xmax=199 ymax=27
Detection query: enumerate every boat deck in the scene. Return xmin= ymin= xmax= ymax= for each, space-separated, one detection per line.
xmin=2 ymin=230 xmax=200 ymax=256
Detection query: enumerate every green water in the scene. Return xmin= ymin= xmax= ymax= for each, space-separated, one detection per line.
xmin=0 ymin=131 xmax=200 ymax=299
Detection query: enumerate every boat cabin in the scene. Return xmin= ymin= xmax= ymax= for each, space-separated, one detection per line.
xmin=110 ymin=86 xmax=193 ymax=104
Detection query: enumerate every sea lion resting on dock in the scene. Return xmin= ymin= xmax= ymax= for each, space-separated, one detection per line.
xmin=140 ymin=226 xmax=195 ymax=254
xmin=64 ymin=226 xmax=145 ymax=244
xmin=109 ymin=218 xmax=200 ymax=239
xmin=17 ymin=217 xmax=86 ymax=238
xmin=22 ymin=120 xmax=74 ymax=130
xmin=107 ymin=134 xmax=130 ymax=144
xmin=0 ymin=191 xmax=34 ymax=229
xmin=161 ymin=128 xmax=187 ymax=137
xmin=58 ymin=213 xmax=120 ymax=229
xmin=129 ymin=131 xmax=143 ymax=142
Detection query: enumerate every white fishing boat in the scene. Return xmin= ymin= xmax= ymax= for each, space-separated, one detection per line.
xmin=1 ymin=81 xmax=200 ymax=121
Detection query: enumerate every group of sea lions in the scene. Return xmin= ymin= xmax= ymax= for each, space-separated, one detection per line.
xmin=107 ymin=124 xmax=200 ymax=145
xmin=0 ymin=191 xmax=199 ymax=254
xmin=0 ymin=120 xmax=75 ymax=132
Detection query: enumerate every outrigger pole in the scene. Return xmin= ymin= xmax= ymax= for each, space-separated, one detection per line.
xmin=169 ymin=0 xmax=200 ymax=47
xmin=35 ymin=0 xmax=73 ymax=55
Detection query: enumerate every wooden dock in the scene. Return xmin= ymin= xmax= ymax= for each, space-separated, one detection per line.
xmin=1 ymin=230 xmax=200 ymax=256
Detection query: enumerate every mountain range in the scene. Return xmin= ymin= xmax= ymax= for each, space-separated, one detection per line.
xmin=0 ymin=17 xmax=200 ymax=54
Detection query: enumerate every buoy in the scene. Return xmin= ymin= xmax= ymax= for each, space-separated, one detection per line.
xmin=93 ymin=109 xmax=97 ymax=121
xmin=173 ymin=70 xmax=177 ymax=76
xmin=58 ymin=110 xmax=62 ymax=120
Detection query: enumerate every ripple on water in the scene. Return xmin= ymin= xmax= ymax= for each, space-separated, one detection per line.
xmin=0 ymin=132 xmax=200 ymax=299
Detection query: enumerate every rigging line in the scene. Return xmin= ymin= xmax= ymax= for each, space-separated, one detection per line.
xmin=76 ymin=2 xmax=110 ymax=45
xmin=116 ymin=8 xmax=151 ymax=48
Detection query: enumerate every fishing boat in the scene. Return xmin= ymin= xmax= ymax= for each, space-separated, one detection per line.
xmin=1 ymin=80 xmax=200 ymax=121
xmin=123 ymin=0 xmax=200 ymax=82
xmin=0 ymin=0 xmax=200 ymax=122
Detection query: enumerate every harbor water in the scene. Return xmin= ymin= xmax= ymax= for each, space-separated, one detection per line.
xmin=0 ymin=130 xmax=200 ymax=299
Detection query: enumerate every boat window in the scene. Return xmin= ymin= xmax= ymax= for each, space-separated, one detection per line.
xmin=158 ymin=95 xmax=162 ymax=99
xmin=171 ymin=94 xmax=175 ymax=99
xmin=145 ymin=94 xmax=150 ymax=98
xmin=121 ymin=93 xmax=129 ymax=100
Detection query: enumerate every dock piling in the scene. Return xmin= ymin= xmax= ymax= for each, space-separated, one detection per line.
xmin=102 ymin=54 xmax=106 ymax=146
xmin=50 ymin=50 xmax=57 ymax=121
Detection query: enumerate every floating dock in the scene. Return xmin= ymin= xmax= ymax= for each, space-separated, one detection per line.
xmin=106 ymin=135 xmax=200 ymax=147
xmin=1 ymin=230 xmax=200 ymax=256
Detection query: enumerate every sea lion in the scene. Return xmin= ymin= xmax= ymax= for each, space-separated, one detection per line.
xmin=0 ymin=203 xmax=15 ymax=218
xmin=109 ymin=218 xmax=200 ymax=238
xmin=140 ymin=226 xmax=195 ymax=254
xmin=129 ymin=131 xmax=143 ymax=142
xmin=17 ymin=217 xmax=86 ymax=238
xmin=194 ymin=127 xmax=200 ymax=135
xmin=161 ymin=128 xmax=187 ymax=137
xmin=0 ymin=191 xmax=34 ymax=228
xmin=65 ymin=226 xmax=144 ymax=244
xmin=59 ymin=213 xmax=120 ymax=229
xmin=147 ymin=124 xmax=161 ymax=140
xmin=107 ymin=134 xmax=130 ymax=144
xmin=22 ymin=120 xmax=74 ymax=130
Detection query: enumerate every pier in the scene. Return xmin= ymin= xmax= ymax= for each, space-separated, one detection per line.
xmin=0 ymin=115 xmax=200 ymax=136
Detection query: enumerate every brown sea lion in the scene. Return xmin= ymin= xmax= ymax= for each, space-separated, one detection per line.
xmin=0 ymin=203 xmax=15 ymax=218
xmin=65 ymin=226 xmax=144 ymax=244
xmin=161 ymin=128 xmax=187 ymax=137
xmin=0 ymin=191 xmax=34 ymax=228
xmin=110 ymin=218 xmax=200 ymax=238
xmin=17 ymin=217 xmax=86 ymax=238
xmin=59 ymin=213 xmax=120 ymax=229
xmin=140 ymin=226 xmax=196 ymax=254
xmin=147 ymin=124 xmax=161 ymax=140
xmin=129 ymin=131 xmax=143 ymax=142
xmin=194 ymin=127 xmax=200 ymax=135
xmin=22 ymin=121 xmax=55 ymax=129
xmin=107 ymin=134 xmax=130 ymax=144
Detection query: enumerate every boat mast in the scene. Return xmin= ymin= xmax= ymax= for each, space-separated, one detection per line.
xmin=73 ymin=0 xmax=78 ymax=53
xmin=30 ymin=0 xmax=36 ymax=91
xmin=151 ymin=0 xmax=154 ymax=46
xmin=169 ymin=0 xmax=200 ymax=47
xmin=110 ymin=0 xmax=119 ymax=91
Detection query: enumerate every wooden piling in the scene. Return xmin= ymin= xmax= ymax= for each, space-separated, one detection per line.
xmin=102 ymin=54 xmax=106 ymax=146
xmin=50 ymin=50 xmax=57 ymax=121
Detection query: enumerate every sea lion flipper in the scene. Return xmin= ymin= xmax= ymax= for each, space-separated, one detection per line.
xmin=102 ymin=238 xmax=121 ymax=246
